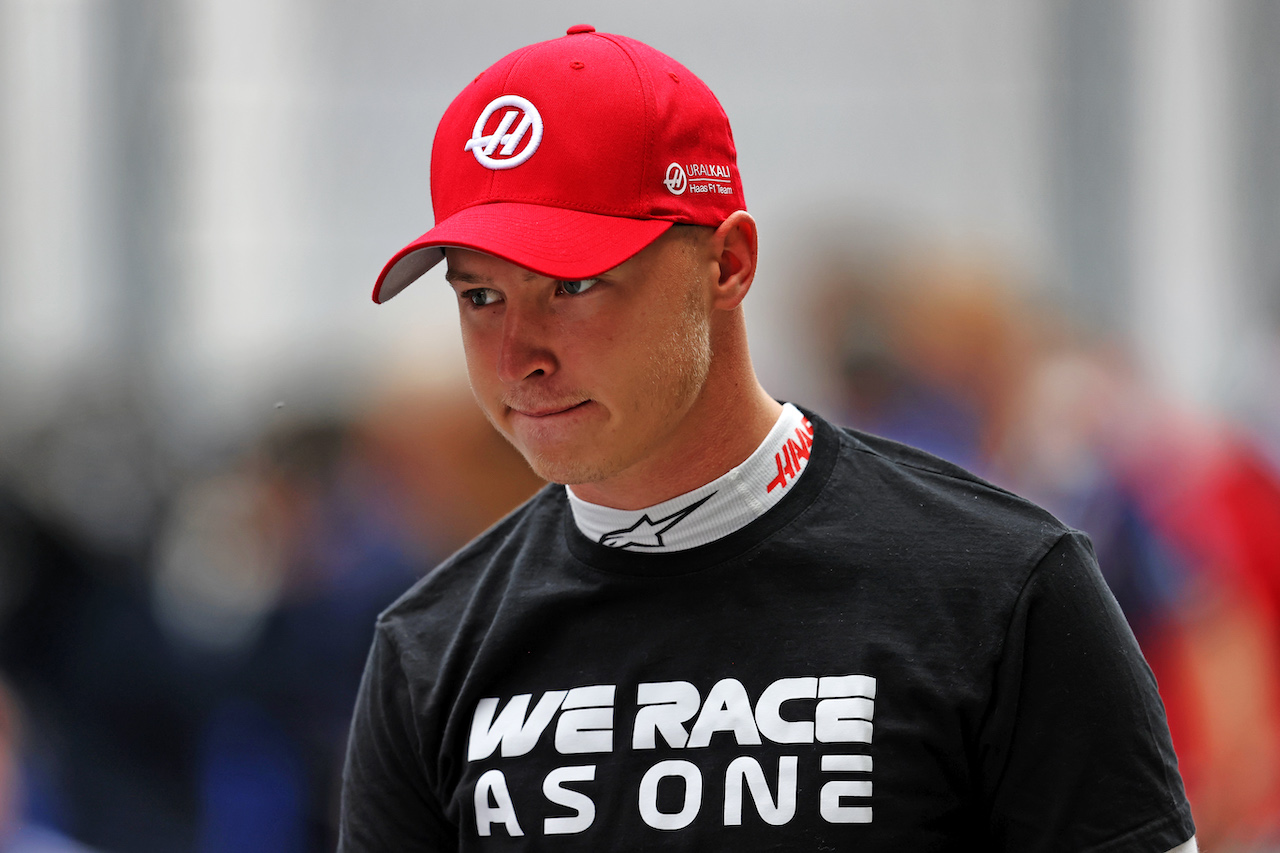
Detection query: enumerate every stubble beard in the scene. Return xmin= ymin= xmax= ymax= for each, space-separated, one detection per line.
xmin=518 ymin=277 xmax=713 ymax=488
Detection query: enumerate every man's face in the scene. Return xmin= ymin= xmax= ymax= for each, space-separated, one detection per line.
xmin=444 ymin=228 xmax=714 ymax=487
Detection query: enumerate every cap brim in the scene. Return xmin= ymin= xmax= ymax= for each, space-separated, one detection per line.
xmin=372 ymin=203 xmax=675 ymax=303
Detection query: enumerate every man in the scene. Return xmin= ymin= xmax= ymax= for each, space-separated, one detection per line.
xmin=341 ymin=26 xmax=1197 ymax=852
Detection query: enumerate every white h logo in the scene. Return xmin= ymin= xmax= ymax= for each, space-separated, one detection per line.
xmin=664 ymin=162 xmax=687 ymax=195
xmin=465 ymin=95 xmax=543 ymax=170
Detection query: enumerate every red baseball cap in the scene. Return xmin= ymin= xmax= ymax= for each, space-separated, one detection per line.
xmin=372 ymin=25 xmax=746 ymax=303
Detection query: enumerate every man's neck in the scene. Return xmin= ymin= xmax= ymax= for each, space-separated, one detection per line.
xmin=566 ymin=382 xmax=783 ymax=511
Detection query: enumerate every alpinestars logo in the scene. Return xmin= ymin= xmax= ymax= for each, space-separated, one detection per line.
xmin=599 ymin=493 xmax=715 ymax=549
xmin=465 ymin=95 xmax=543 ymax=170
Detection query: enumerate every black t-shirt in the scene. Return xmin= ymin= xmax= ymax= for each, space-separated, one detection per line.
xmin=339 ymin=410 xmax=1194 ymax=852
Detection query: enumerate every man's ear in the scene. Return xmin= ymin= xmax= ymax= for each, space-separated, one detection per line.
xmin=709 ymin=211 xmax=758 ymax=311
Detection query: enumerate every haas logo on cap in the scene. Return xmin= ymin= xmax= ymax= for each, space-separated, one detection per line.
xmin=465 ymin=95 xmax=543 ymax=170
xmin=663 ymin=162 xmax=687 ymax=195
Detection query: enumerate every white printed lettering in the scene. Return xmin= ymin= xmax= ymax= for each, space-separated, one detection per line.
xmin=815 ymin=675 xmax=876 ymax=744
xmin=815 ymin=699 xmax=874 ymax=743
xmin=687 ymin=679 xmax=762 ymax=748
xmin=723 ymin=756 xmax=798 ymax=826
xmin=638 ymin=760 xmax=703 ymax=830
xmin=474 ymin=769 xmax=524 ymax=837
xmin=542 ymin=765 xmax=597 ymax=835
xmin=634 ymin=681 xmax=700 ymax=749
xmin=755 ymin=677 xmax=817 ymax=744
xmin=468 ymin=691 xmax=567 ymax=760
xmin=563 ymin=684 xmax=614 ymax=708
xmin=685 ymin=163 xmax=732 ymax=179
xmin=555 ymin=685 xmax=615 ymax=755
xmin=819 ymin=754 xmax=873 ymax=824
xmin=822 ymin=754 xmax=873 ymax=773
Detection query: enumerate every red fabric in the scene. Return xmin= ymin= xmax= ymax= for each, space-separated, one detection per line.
xmin=1138 ymin=436 xmax=1280 ymax=841
xmin=374 ymin=27 xmax=746 ymax=302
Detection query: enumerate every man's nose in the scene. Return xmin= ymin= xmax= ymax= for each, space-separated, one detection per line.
xmin=495 ymin=303 xmax=558 ymax=383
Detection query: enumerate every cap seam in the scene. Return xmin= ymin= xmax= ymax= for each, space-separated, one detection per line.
xmin=486 ymin=42 xmax=542 ymax=198
xmin=594 ymin=33 xmax=654 ymax=211
xmin=451 ymin=197 xmax=694 ymax=219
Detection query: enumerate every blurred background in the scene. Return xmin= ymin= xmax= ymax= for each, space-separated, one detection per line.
xmin=1 ymin=0 xmax=1278 ymax=850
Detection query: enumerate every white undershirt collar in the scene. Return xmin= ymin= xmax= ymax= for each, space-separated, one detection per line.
xmin=566 ymin=403 xmax=816 ymax=552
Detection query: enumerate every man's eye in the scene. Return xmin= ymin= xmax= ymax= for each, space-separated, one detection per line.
xmin=463 ymin=288 xmax=500 ymax=307
xmin=558 ymin=278 xmax=599 ymax=296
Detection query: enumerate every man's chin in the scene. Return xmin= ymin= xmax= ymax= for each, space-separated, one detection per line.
xmin=518 ymin=445 xmax=618 ymax=487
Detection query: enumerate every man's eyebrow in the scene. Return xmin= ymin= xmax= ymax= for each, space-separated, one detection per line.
xmin=443 ymin=268 xmax=489 ymax=286
xmin=444 ymin=267 xmax=543 ymax=285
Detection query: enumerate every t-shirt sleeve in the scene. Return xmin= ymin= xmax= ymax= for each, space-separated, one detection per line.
xmin=338 ymin=626 xmax=456 ymax=852
xmin=979 ymin=530 xmax=1196 ymax=853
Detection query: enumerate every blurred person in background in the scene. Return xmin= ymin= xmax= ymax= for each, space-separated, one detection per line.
xmin=0 ymin=382 xmax=540 ymax=852
xmin=0 ymin=675 xmax=100 ymax=852
xmin=998 ymin=346 xmax=1280 ymax=850
xmin=0 ymin=387 xmax=192 ymax=851
xmin=811 ymin=246 xmax=1038 ymax=473
xmin=156 ymin=396 xmax=539 ymax=851
xmin=815 ymin=243 xmax=1280 ymax=851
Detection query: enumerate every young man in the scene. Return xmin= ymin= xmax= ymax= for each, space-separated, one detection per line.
xmin=341 ymin=26 xmax=1197 ymax=852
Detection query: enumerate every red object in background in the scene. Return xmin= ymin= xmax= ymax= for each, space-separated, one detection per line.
xmin=1136 ymin=434 xmax=1280 ymax=846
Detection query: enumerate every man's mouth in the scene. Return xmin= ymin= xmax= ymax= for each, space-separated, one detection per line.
xmin=510 ymin=400 xmax=590 ymax=418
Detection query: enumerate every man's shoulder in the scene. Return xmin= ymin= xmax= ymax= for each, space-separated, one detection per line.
xmin=813 ymin=411 xmax=1073 ymax=565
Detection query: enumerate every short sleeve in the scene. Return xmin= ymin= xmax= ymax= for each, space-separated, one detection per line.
xmin=339 ymin=627 xmax=456 ymax=852
xmin=979 ymin=530 xmax=1196 ymax=852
